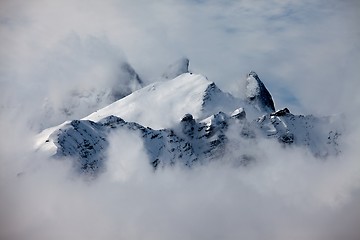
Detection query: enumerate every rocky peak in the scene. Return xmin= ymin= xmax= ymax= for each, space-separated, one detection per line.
xmin=231 ymin=108 xmax=246 ymax=120
xmin=271 ymin=108 xmax=290 ymax=117
xmin=111 ymin=62 xmax=143 ymax=100
xmin=162 ymin=57 xmax=190 ymax=80
xmin=246 ymin=71 xmax=275 ymax=113
xmin=121 ymin=62 xmax=143 ymax=84
xmin=181 ymin=113 xmax=196 ymax=137
xmin=202 ymin=82 xmax=222 ymax=106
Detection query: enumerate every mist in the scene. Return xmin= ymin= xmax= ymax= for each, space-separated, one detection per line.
xmin=1 ymin=122 xmax=360 ymax=240
xmin=1 ymin=0 xmax=360 ymax=239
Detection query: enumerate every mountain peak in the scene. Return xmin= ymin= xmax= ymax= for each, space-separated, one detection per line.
xmin=112 ymin=62 xmax=143 ymax=99
xmin=120 ymin=62 xmax=143 ymax=85
xmin=246 ymin=71 xmax=275 ymax=113
xmin=162 ymin=57 xmax=190 ymax=80
xmin=231 ymin=108 xmax=246 ymax=119
xmin=248 ymin=71 xmax=259 ymax=78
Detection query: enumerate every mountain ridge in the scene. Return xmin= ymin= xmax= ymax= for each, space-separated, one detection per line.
xmin=35 ymin=70 xmax=343 ymax=175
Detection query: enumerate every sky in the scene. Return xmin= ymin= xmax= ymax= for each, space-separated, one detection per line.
xmin=1 ymin=0 xmax=360 ymax=239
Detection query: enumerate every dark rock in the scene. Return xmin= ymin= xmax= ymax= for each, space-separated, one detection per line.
xmin=246 ymin=71 xmax=275 ymax=113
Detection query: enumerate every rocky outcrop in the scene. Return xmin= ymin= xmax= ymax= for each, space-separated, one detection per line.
xmin=246 ymin=71 xmax=275 ymax=113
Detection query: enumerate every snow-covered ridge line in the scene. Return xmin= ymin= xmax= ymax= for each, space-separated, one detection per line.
xmin=83 ymin=73 xmax=247 ymax=128
xmin=35 ymin=70 xmax=343 ymax=175
xmin=36 ymin=108 xmax=342 ymax=174
xmin=44 ymin=115 xmax=196 ymax=175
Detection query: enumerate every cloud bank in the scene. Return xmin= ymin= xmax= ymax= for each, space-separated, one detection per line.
xmin=1 ymin=0 xmax=359 ymax=116
xmin=1 ymin=124 xmax=360 ymax=240
xmin=1 ymin=0 xmax=360 ymax=239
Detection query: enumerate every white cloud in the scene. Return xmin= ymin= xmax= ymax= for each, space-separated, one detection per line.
xmin=1 ymin=130 xmax=360 ymax=240
xmin=105 ymin=128 xmax=152 ymax=182
xmin=2 ymin=0 xmax=359 ymax=116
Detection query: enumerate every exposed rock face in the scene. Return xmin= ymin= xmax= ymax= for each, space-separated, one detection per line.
xmin=231 ymin=108 xmax=246 ymax=120
xmin=51 ymin=115 xmax=197 ymax=175
xmin=246 ymin=71 xmax=275 ymax=113
xmin=42 ymin=107 xmax=341 ymax=174
xmin=162 ymin=58 xmax=190 ymax=79
xmin=253 ymin=108 xmax=342 ymax=157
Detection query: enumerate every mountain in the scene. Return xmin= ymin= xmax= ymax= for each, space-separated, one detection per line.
xmin=111 ymin=62 xmax=143 ymax=100
xmin=35 ymin=70 xmax=343 ymax=175
xmin=162 ymin=58 xmax=190 ymax=80
xmin=39 ymin=61 xmax=143 ymax=130
xmin=83 ymin=72 xmax=252 ymax=129
xmin=246 ymin=71 xmax=275 ymax=113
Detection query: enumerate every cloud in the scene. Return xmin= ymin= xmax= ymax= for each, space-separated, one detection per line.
xmin=105 ymin=128 xmax=152 ymax=182
xmin=0 ymin=32 xmax=133 ymax=129
xmin=1 ymin=0 xmax=360 ymax=239
xmin=1 ymin=125 xmax=360 ymax=240
xmin=2 ymin=0 xmax=359 ymax=117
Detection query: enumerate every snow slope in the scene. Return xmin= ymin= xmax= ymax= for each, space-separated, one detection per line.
xmin=84 ymin=73 xmax=245 ymax=129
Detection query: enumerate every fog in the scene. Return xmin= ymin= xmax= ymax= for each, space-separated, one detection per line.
xmin=1 ymin=123 xmax=360 ymax=240
xmin=1 ymin=0 xmax=360 ymax=239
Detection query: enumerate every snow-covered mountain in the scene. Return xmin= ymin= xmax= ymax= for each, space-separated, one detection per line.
xmin=35 ymin=69 xmax=343 ymax=175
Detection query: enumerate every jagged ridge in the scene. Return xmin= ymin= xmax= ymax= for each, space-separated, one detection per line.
xmin=41 ymin=107 xmax=342 ymax=174
xmin=35 ymin=70 xmax=343 ymax=175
